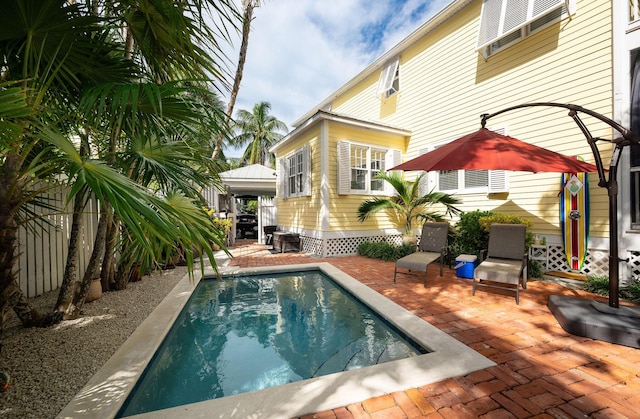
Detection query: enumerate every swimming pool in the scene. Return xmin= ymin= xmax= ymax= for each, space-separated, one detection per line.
xmin=59 ymin=263 xmax=495 ymax=419
xmin=119 ymin=271 xmax=428 ymax=416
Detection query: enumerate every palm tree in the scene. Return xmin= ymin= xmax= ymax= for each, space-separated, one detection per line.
xmin=212 ymin=0 xmax=263 ymax=160
xmin=232 ymin=101 xmax=287 ymax=167
xmin=357 ymin=171 xmax=462 ymax=236
xmin=0 ymin=0 xmax=238 ymax=325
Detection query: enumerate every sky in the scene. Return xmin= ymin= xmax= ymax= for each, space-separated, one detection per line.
xmin=219 ymin=0 xmax=450 ymax=158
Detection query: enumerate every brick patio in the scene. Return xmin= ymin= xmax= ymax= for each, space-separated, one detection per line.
xmin=227 ymin=240 xmax=640 ymax=418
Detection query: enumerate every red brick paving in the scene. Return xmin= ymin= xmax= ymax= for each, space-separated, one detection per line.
xmin=227 ymin=240 xmax=640 ymax=418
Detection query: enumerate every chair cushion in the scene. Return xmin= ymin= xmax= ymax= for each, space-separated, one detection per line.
xmin=475 ymin=257 xmax=523 ymax=285
xmin=396 ymin=251 xmax=441 ymax=271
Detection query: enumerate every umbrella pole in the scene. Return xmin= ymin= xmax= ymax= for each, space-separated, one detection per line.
xmin=606 ymin=149 xmax=625 ymax=308
xmin=482 ymin=102 xmax=640 ymax=308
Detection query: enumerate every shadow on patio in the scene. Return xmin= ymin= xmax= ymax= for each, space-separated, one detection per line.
xmin=226 ymin=240 xmax=640 ymax=418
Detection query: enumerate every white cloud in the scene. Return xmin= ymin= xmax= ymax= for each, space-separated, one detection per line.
xmin=220 ymin=0 xmax=449 ymax=156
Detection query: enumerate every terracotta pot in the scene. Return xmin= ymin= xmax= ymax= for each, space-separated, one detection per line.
xmin=85 ymin=279 xmax=102 ymax=303
xmin=402 ymin=235 xmax=417 ymax=247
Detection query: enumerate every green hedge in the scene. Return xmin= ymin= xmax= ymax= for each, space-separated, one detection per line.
xmin=357 ymin=241 xmax=416 ymax=262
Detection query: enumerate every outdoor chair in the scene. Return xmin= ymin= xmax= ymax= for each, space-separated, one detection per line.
xmin=394 ymin=222 xmax=449 ymax=287
xmin=473 ymin=223 xmax=528 ymax=304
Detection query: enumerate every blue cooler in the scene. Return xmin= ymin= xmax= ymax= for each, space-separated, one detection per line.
xmin=455 ymin=254 xmax=478 ymax=279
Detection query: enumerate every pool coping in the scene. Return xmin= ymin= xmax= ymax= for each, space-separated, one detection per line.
xmin=57 ymin=262 xmax=495 ymax=419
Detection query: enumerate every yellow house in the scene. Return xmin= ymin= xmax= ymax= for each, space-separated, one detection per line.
xmin=271 ymin=1 xmax=639 ymax=280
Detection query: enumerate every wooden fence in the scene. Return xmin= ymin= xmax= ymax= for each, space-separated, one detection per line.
xmin=16 ymin=185 xmax=98 ymax=298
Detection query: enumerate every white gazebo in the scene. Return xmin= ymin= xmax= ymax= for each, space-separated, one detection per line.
xmin=206 ymin=164 xmax=277 ymax=244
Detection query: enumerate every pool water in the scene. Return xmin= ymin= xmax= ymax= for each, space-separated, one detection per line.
xmin=119 ymin=271 xmax=427 ymax=417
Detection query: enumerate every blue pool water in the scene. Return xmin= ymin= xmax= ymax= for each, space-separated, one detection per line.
xmin=119 ymin=271 xmax=427 ymax=417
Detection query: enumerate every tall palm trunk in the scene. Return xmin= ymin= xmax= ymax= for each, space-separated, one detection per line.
xmin=64 ymin=208 xmax=109 ymax=319
xmin=100 ymin=209 xmax=117 ymax=290
xmin=212 ymin=0 xmax=257 ymax=159
xmin=55 ymin=190 xmax=87 ymax=312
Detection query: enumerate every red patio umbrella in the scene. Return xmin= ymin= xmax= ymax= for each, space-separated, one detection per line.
xmin=390 ymin=128 xmax=600 ymax=173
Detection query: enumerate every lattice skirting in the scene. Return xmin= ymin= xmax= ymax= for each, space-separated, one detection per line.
xmin=300 ymin=235 xmax=640 ymax=280
xmin=300 ymin=234 xmax=403 ymax=258
xmin=544 ymin=245 xmax=608 ymax=277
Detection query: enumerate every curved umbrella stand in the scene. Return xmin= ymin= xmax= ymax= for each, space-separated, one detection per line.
xmin=481 ymin=102 xmax=640 ymax=309
xmin=392 ymin=103 xmax=640 ymax=347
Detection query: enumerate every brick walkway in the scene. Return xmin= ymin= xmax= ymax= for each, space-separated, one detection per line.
xmin=227 ymin=240 xmax=640 ymax=418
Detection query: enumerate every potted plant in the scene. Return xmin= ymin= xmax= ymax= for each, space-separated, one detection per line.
xmin=357 ymin=172 xmax=461 ymax=245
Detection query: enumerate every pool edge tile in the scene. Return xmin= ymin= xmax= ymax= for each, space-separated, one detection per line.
xmin=58 ymin=263 xmax=494 ymax=419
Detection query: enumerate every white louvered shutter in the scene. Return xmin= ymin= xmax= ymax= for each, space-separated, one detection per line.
xmin=488 ymin=170 xmax=509 ymax=193
xmin=385 ymin=148 xmax=402 ymax=195
xmin=302 ymin=145 xmax=311 ymax=196
xmin=416 ymin=148 xmax=432 ymax=195
xmin=376 ymin=59 xmax=399 ymax=97
xmin=477 ymin=0 xmax=565 ymax=50
xmin=337 ymin=141 xmax=351 ymax=194
xmin=488 ymin=126 xmax=508 ymax=192
xmin=279 ymin=157 xmax=288 ymax=199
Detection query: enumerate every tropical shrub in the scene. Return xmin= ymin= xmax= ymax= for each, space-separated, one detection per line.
xmin=621 ymin=278 xmax=640 ymax=303
xmin=452 ymin=210 xmax=534 ymax=259
xmin=357 ymin=241 xmax=416 ymax=262
xmin=452 ymin=210 xmax=493 ymax=257
xmin=478 ymin=213 xmax=534 ymax=246
xmin=212 ymin=217 xmax=233 ymax=235
xmin=357 ymin=172 xmax=461 ymax=235
xmin=585 ymin=275 xmax=640 ymax=303
xmin=528 ymin=260 xmax=543 ymax=279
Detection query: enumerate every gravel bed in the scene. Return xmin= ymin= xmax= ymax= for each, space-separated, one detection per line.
xmin=0 ymin=266 xmax=188 ymax=419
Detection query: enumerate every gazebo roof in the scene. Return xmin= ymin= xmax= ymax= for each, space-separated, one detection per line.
xmin=220 ymin=164 xmax=277 ymax=197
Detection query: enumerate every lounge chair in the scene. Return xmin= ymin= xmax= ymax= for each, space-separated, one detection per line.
xmin=473 ymin=223 xmax=528 ymax=304
xmin=394 ymin=222 xmax=449 ymax=287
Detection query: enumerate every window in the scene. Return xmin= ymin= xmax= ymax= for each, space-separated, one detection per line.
xmin=376 ymin=58 xmax=400 ymax=99
xmin=427 ymin=130 xmax=508 ymax=194
xmin=288 ymin=149 xmax=304 ymax=196
xmin=279 ymin=146 xmax=311 ymax=199
xmin=477 ymin=0 xmax=576 ymax=58
xmin=338 ymin=141 xmax=401 ymax=195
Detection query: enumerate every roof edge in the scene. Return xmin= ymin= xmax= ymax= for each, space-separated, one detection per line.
xmin=291 ymin=0 xmax=474 ymax=128
xmin=270 ymin=110 xmax=411 ymax=153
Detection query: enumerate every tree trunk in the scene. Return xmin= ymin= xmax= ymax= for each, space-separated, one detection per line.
xmin=212 ymin=1 xmax=256 ymax=159
xmin=55 ymin=191 xmax=86 ymax=312
xmin=100 ymin=208 xmax=117 ymax=291
xmin=64 ymin=208 xmax=109 ymax=319
xmin=0 ymin=153 xmax=53 ymax=329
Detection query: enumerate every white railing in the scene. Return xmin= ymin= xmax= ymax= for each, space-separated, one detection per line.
xmin=16 ymin=185 xmax=98 ymax=298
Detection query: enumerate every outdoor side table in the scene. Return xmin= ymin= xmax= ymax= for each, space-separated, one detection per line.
xmin=273 ymin=232 xmax=301 ymax=253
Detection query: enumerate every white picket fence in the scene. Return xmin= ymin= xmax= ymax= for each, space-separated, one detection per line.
xmin=16 ymin=185 xmax=98 ymax=298
xmin=16 ymin=186 xmax=277 ymax=298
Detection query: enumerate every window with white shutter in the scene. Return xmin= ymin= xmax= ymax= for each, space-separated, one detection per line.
xmin=376 ymin=58 xmax=400 ymax=99
xmin=431 ymin=128 xmax=508 ymax=193
xmin=337 ymin=140 xmax=401 ymax=195
xmin=477 ymin=0 xmax=575 ymax=58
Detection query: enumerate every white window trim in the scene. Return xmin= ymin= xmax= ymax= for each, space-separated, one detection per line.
xmin=477 ymin=0 xmax=576 ymax=59
xmin=279 ymin=145 xmax=311 ymax=199
xmin=376 ymin=58 xmax=400 ymax=99
xmin=337 ymin=140 xmax=401 ymax=196
xmin=427 ymin=127 xmax=509 ymax=194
